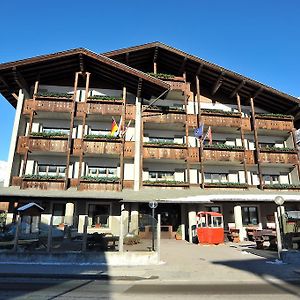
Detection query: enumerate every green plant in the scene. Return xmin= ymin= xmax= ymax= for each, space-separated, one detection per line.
xmin=84 ymin=134 xmax=120 ymax=140
xmin=147 ymin=72 xmax=175 ymax=79
xmin=81 ymin=176 xmax=120 ymax=183
xmin=256 ymin=113 xmax=293 ymax=119
xmin=88 ymin=95 xmax=123 ymax=101
xmin=0 ymin=212 xmax=7 ymax=230
xmin=259 ymin=146 xmax=295 ymax=152
xmin=263 ymin=184 xmax=300 ymax=189
xmin=205 ymin=182 xmax=248 ymax=187
xmin=176 ymin=225 xmax=182 ymax=235
xmin=23 ymin=174 xmax=64 ymax=180
xmin=144 ymin=141 xmax=185 ymax=147
xmin=203 ymin=143 xmax=244 ymax=151
xmin=143 ymin=180 xmax=186 ymax=185
xmin=30 ymin=131 xmax=68 ymax=138
xmin=35 ymin=91 xmax=72 ymax=98
xmin=201 ymin=109 xmax=240 ymax=116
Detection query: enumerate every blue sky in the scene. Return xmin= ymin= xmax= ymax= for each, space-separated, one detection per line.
xmin=1 ymin=0 xmax=300 ymax=160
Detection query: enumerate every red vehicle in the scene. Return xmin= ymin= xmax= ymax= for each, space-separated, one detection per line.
xmin=196 ymin=211 xmax=224 ymax=245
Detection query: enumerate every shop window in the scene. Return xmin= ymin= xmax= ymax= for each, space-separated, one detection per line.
xmin=88 ymin=204 xmax=110 ymax=228
xmin=149 ymin=171 xmax=175 ymax=181
xmin=242 ymin=206 xmax=258 ymax=225
xmin=87 ymin=166 xmax=117 ymax=178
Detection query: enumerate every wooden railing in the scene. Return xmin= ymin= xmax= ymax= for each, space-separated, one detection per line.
xmin=259 ymin=151 xmax=298 ymax=164
xmin=255 ymin=115 xmax=294 ymax=131
xmin=17 ymin=136 xmax=69 ymax=154
xmin=143 ymin=144 xmax=187 ymax=160
xmin=12 ymin=176 xmax=66 ymax=190
xmin=162 ymin=76 xmax=187 ymax=92
xmin=23 ymin=99 xmax=73 ymax=114
xmin=78 ymin=180 xmax=120 ymax=191
xmin=143 ymin=112 xmax=186 ymax=124
xmin=73 ymin=138 xmax=122 ymax=155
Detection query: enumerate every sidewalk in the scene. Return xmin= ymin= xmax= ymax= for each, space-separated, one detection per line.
xmin=0 ymin=240 xmax=299 ymax=283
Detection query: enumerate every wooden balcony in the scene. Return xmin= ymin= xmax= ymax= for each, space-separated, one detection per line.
xmin=259 ymin=150 xmax=298 ymax=164
xmin=143 ymin=143 xmax=187 ymax=160
xmin=12 ymin=176 xmax=66 ymax=190
xmin=78 ymin=180 xmax=120 ymax=191
xmin=187 ymin=114 xmax=251 ymax=131
xmin=255 ymin=114 xmax=294 ymax=131
xmin=143 ymin=109 xmax=186 ymax=124
xmin=73 ymin=138 xmax=122 ymax=156
xmin=162 ymin=76 xmax=187 ymax=92
xmin=76 ymin=102 xmax=122 ymax=117
xmin=188 ymin=147 xmax=255 ymax=164
xmin=23 ymin=99 xmax=73 ymax=114
xmin=17 ymin=136 xmax=69 ymax=154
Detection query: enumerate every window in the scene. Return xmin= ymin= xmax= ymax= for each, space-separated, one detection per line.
xmin=88 ymin=204 xmax=110 ymax=228
xmin=242 ymin=206 xmax=259 ymax=225
xmin=52 ymin=203 xmax=66 ymax=226
xmin=259 ymin=142 xmax=275 ymax=149
xmin=204 ymin=173 xmax=228 ymax=183
xmin=206 ymin=206 xmax=221 ymax=213
xmin=37 ymin=165 xmax=66 ymax=176
xmin=263 ymin=174 xmax=279 ymax=185
xmin=89 ymin=128 xmax=110 ymax=136
xmin=87 ymin=166 xmax=117 ymax=178
xmin=148 ymin=137 xmax=174 ymax=143
xmin=149 ymin=171 xmax=175 ymax=181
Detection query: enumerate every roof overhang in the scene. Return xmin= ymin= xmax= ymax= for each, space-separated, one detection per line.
xmin=104 ymin=42 xmax=300 ymax=114
xmin=0 ymin=48 xmax=170 ymax=107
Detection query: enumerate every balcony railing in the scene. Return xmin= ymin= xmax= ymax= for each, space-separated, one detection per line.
xmin=204 ymin=182 xmax=248 ymax=189
xmin=259 ymin=149 xmax=298 ymax=164
xmin=13 ymin=176 xmax=66 ymax=190
xmin=78 ymin=177 xmax=120 ymax=191
xmin=76 ymin=102 xmax=122 ymax=117
xmin=143 ymin=143 xmax=187 ymax=160
xmin=73 ymin=138 xmax=122 ymax=156
xmin=187 ymin=114 xmax=251 ymax=131
xmin=17 ymin=136 xmax=69 ymax=154
xmin=255 ymin=114 xmax=294 ymax=131
xmin=23 ymin=99 xmax=73 ymax=114
xmin=143 ymin=180 xmax=189 ymax=189
xmin=143 ymin=107 xmax=186 ymax=124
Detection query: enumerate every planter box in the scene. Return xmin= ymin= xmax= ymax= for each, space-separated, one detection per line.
xmin=21 ymin=178 xmax=66 ymax=190
xmin=204 ymin=183 xmax=248 ymax=189
xmin=78 ymin=180 xmax=120 ymax=191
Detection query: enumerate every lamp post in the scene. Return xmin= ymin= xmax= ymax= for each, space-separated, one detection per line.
xmin=274 ymin=196 xmax=285 ymax=259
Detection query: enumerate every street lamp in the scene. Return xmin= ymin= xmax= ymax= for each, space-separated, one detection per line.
xmin=274 ymin=196 xmax=285 ymax=259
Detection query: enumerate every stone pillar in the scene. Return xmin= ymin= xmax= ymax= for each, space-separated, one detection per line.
xmin=188 ymin=209 xmax=197 ymax=243
xmin=5 ymin=90 xmax=25 ymax=187
xmin=64 ymin=202 xmax=75 ymax=225
xmin=234 ymin=205 xmax=246 ymax=241
xmin=134 ymin=97 xmax=142 ymax=191
xmin=5 ymin=213 xmax=14 ymax=225
xmin=78 ymin=214 xmax=88 ymax=233
xmin=129 ymin=203 xmax=139 ymax=235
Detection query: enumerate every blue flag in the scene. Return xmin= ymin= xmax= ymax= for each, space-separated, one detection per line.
xmin=194 ymin=124 xmax=204 ymax=138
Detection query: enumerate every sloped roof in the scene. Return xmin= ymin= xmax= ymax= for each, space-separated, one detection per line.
xmin=104 ymin=42 xmax=300 ymax=113
xmin=0 ymin=48 xmax=170 ymax=107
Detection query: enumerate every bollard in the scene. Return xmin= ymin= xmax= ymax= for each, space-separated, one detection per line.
xmin=12 ymin=217 xmax=21 ymax=252
xmin=82 ymin=216 xmax=88 ymax=252
xmin=47 ymin=215 xmax=53 ymax=253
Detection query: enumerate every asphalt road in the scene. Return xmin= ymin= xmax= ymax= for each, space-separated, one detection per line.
xmin=0 ymin=278 xmax=300 ymax=300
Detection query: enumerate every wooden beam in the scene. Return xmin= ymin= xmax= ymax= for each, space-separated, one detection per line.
xmin=230 ymin=80 xmax=246 ymax=98
xmin=286 ymin=104 xmax=300 ymax=114
xmin=153 ymin=47 xmax=158 ymax=74
xmin=253 ymin=87 xmax=264 ymax=98
xmin=211 ymin=71 xmax=225 ymax=95
xmin=125 ymin=53 xmax=130 ymax=65
xmin=11 ymin=93 xmax=18 ymax=100
xmin=196 ymin=63 xmax=204 ymax=76
xmin=12 ymin=67 xmax=30 ymax=95
xmin=79 ymin=53 xmax=85 ymax=73
xmin=179 ymin=57 xmax=188 ymax=75
xmin=137 ymin=78 xmax=142 ymax=98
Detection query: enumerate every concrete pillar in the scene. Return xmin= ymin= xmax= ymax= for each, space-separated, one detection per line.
xmin=157 ymin=214 xmax=161 ymax=261
xmin=129 ymin=203 xmax=139 ymax=235
xmin=234 ymin=205 xmax=247 ymax=241
xmin=64 ymin=202 xmax=75 ymax=225
xmin=41 ymin=214 xmax=52 ymax=225
xmin=119 ymin=209 xmax=126 ymax=252
xmin=5 ymin=213 xmax=14 ymax=225
xmin=180 ymin=205 xmax=186 ymax=240
xmin=5 ymin=90 xmax=25 ymax=187
xmin=78 ymin=214 xmax=88 ymax=233
xmin=188 ymin=209 xmax=197 ymax=243
xmin=134 ymin=97 xmax=142 ymax=191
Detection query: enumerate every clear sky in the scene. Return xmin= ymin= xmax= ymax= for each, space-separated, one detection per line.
xmin=1 ymin=0 xmax=300 ymax=161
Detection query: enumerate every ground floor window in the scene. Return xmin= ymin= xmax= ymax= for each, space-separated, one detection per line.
xmin=242 ymin=206 xmax=259 ymax=225
xmin=88 ymin=204 xmax=110 ymax=228
xmin=52 ymin=203 xmax=66 ymax=226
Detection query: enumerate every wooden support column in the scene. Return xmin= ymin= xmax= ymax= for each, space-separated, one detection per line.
xmin=66 ymin=72 xmax=79 ymax=189
xmin=196 ymin=75 xmax=205 ymax=188
xmin=153 ymin=46 xmax=158 ymax=74
xmin=290 ymin=128 xmax=300 ymax=183
xmin=184 ymin=73 xmax=190 ymax=186
xmin=77 ymin=72 xmax=90 ymax=189
xmin=22 ymin=80 xmax=39 ymax=177
xmin=120 ymin=85 xmax=127 ymax=190
xmin=250 ymin=97 xmax=263 ymax=189
xmin=236 ymin=94 xmax=248 ymax=186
